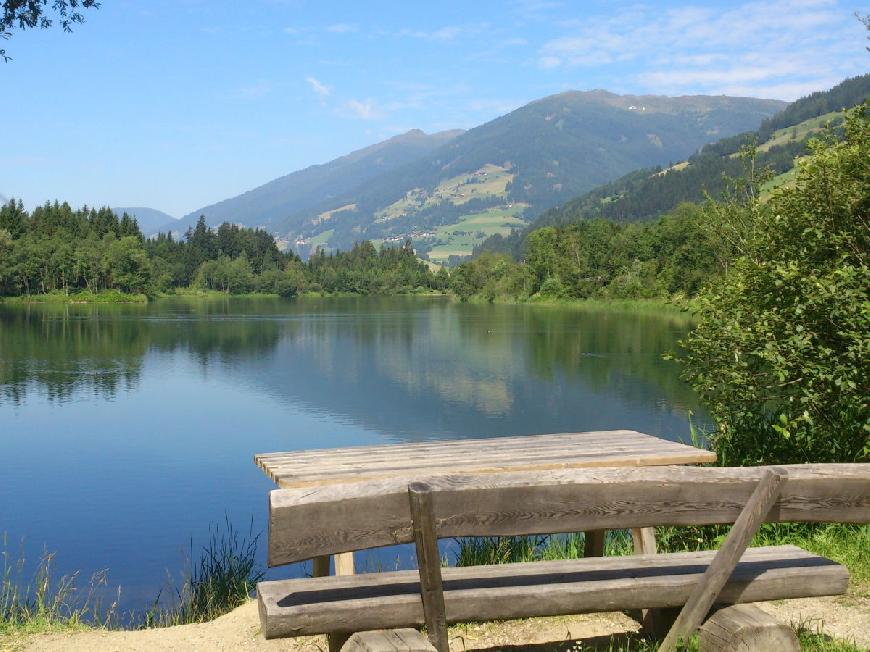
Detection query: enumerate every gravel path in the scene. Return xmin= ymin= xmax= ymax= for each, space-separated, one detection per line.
xmin=4 ymin=595 xmax=868 ymax=651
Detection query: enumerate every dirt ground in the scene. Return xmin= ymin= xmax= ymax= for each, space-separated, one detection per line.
xmin=5 ymin=595 xmax=868 ymax=651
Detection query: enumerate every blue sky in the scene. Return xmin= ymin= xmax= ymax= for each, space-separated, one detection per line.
xmin=1 ymin=0 xmax=867 ymax=217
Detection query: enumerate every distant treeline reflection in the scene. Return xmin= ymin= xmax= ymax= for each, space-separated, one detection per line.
xmin=0 ymin=298 xmax=698 ymax=423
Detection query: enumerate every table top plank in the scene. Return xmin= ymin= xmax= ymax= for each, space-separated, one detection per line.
xmin=255 ymin=430 xmax=716 ymax=489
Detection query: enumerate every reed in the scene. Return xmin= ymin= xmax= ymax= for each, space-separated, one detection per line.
xmin=0 ymin=533 xmax=118 ymax=635
xmin=141 ymin=516 xmax=263 ymax=628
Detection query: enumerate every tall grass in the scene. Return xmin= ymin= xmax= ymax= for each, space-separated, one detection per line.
xmin=142 ymin=516 xmax=263 ymax=628
xmin=1 ymin=534 xmax=118 ymax=635
xmin=1 ymin=517 xmax=262 ymax=635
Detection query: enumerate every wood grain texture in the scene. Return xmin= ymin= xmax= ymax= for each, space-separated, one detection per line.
xmin=408 ymin=484 xmax=448 ymax=652
xmin=699 ymin=604 xmax=799 ymax=652
xmin=256 ymin=545 xmax=847 ymax=639
xmin=267 ymin=463 xmax=870 ymax=565
xmin=343 ymin=629 xmax=436 ymax=652
xmin=660 ymin=469 xmax=785 ymax=652
xmin=255 ymin=430 xmax=717 ymax=489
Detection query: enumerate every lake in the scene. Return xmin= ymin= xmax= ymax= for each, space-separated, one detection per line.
xmin=0 ymin=295 xmax=706 ymax=614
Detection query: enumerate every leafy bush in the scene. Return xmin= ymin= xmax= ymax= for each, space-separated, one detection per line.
xmin=679 ymin=104 xmax=869 ymax=465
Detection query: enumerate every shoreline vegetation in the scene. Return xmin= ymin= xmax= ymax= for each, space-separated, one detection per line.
xmin=0 ymin=288 xmax=689 ymax=313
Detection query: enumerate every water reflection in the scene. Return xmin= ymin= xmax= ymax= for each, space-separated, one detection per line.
xmin=0 ymin=296 xmax=705 ymax=612
xmin=0 ymin=296 xmax=701 ymax=440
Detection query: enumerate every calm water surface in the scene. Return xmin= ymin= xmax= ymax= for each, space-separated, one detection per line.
xmin=0 ymin=296 xmax=706 ymax=612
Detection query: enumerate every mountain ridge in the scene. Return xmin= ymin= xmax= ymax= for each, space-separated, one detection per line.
xmin=173 ymin=89 xmax=786 ymax=258
xmin=475 ymin=74 xmax=870 ymax=259
xmin=175 ymin=128 xmax=463 ymax=236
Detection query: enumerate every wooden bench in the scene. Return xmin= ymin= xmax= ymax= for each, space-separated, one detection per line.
xmin=256 ymin=463 xmax=869 ymax=650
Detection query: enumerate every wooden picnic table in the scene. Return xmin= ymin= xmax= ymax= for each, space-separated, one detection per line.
xmin=255 ymin=429 xmax=717 ymax=576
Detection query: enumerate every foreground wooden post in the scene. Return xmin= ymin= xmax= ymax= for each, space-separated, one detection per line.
xmin=583 ymin=530 xmax=606 ymax=557
xmin=699 ymin=604 xmax=799 ymax=652
xmin=335 ymin=551 xmax=355 ymax=576
xmin=631 ymin=527 xmax=678 ymax=637
xmin=408 ymin=482 xmax=449 ymax=652
xmin=312 ymin=555 xmax=330 ymax=578
xmin=659 ymin=469 xmax=786 ymax=652
xmin=313 ymin=554 xmax=355 ymax=652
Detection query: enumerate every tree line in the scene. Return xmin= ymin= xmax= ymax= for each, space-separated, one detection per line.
xmin=0 ymin=206 xmax=439 ymax=298
xmin=449 ymin=202 xmax=720 ymax=302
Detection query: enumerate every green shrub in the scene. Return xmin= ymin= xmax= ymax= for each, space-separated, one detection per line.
xmin=679 ymin=104 xmax=869 ymax=465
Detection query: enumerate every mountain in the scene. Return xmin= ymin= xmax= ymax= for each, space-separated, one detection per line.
xmin=478 ymin=74 xmax=870 ymax=259
xmin=113 ymin=206 xmax=178 ymax=235
xmin=175 ymin=128 xmax=462 ymax=237
xmin=181 ymin=91 xmax=784 ymax=260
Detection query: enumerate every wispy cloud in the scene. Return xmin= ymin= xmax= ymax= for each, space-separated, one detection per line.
xmin=305 ymin=75 xmax=331 ymax=100
xmin=343 ymin=98 xmax=383 ymax=120
xmin=326 ymin=23 xmax=358 ymax=34
xmin=399 ymin=23 xmax=489 ymax=42
xmin=537 ymin=0 xmax=866 ymax=99
xmin=233 ymin=80 xmax=273 ymax=100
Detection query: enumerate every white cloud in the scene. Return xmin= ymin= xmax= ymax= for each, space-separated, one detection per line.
xmin=398 ymin=23 xmax=489 ymax=42
xmin=327 ymin=23 xmax=358 ymax=34
xmin=305 ymin=76 xmax=331 ymax=99
xmin=344 ymin=98 xmax=382 ymax=120
xmin=537 ymin=0 xmax=866 ymax=99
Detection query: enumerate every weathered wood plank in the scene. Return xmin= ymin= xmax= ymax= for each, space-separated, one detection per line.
xmin=257 ymin=431 xmax=665 ymax=463
xmin=268 ymin=464 xmax=870 ymax=565
xmin=408 ymin=484 xmax=448 ymax=652
xmin=342 ymin=629 xmax=436 ymax=652
xmin=256 ymin=546 xmax=847 ymax=639
xmin=699 ymin=604 xmax=799 ymax=652
xmin=254 ymin=430 xmax=717 ymax=488
xmin=660 ymin=469 xmax=785 ymax=652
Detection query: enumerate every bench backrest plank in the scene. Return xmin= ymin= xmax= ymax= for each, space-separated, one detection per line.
xmin=268 ymin=463 xmax=870 ymax=566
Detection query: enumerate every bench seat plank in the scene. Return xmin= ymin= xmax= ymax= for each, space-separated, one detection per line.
xmin=257 ymin=545 xmax=847 ymax=639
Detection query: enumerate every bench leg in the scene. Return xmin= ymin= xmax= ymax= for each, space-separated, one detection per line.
xmin=583 ymin=530 xmax=606 ymax=557
xmin=335 ymin=551 xmax=355 ymax=576
xmin=659 ymin=469 xmax=786 ymax=652
xmin=631 ymin=528 xmax=677 ymax=638
xmin=313 ymin=554 xmax=356 ymax=652
xmin=700 ymin=604 xmax=799 ymax=652
xmin=409 ymin=483 xmax=449 ymax=652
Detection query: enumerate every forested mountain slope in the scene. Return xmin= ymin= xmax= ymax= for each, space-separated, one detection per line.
xmin=179 ymin=91 xmax=783 ymax=258
xmin=173 ymin=129 xmax=462 ymax=238
xmin=477 ymin=75 xmax=869 ymax=259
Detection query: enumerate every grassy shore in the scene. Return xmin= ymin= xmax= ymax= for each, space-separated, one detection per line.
xmin=0 ymin=290 xmax=147 ymax=304
xmin=456 ymin=293 xmax=698 ymax=315
xmin=1 ymin=519 xmax=261 ymax=637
